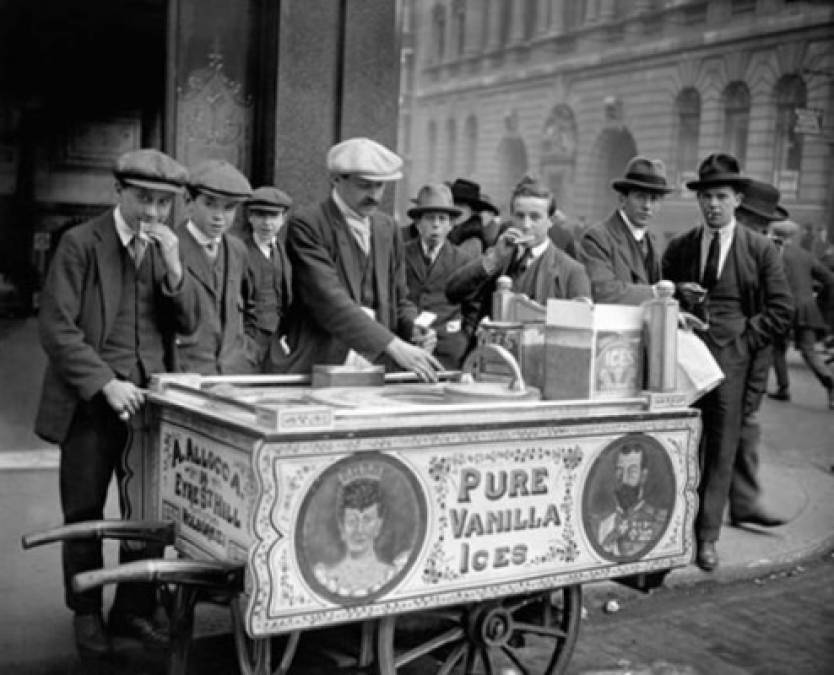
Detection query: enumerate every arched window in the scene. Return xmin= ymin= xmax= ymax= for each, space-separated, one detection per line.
xmin=722 ymin=82 xmax=750 ymax=166
xmin=675 ymin=87 xmax=701 ymax=183
xmin=773 ymin=74 xmax=806 ymax=188
xmin=464 ymin=114 xmax=478 ymax=175
xmin=428 ymin=120 xmax=438 ymax=175
xmin=453 ymin=0 xmax=466 ymax=56
xmin=445 ymin=118 xmax=457 ymax=175
xmin=432 ymin=4 xmax=446 ymax=62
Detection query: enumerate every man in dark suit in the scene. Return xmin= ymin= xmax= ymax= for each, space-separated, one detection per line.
xmin=768 ymin=219 xmax=834 ymax=408
xmin=271 ymin=137 xmax=442 ymax=380
xmin=662 ymin=154 xmax=793 ymax=572
xmin=730 ymin=180 xmax=792 ymax=533
xmin=446 ymin=178 xmax=501 ymax=257
xmin=446 ymin=177 xmax=590 ymax=327
xmin=404 ymin=183 xmax=477 ymax=369
xmin=578 ymin=156 xmax=673 ymax=305
xmin=242 ymin=186 xmax=293 ymax=370
xmin=175 ymin=160 xmax=261 ymax=375
xmin=36 ymin=149 xmax=200 ymax=654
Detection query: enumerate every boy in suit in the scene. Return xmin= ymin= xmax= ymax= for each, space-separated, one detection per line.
xmin=36 ymin=149 xmax=199 ymax=654
xmin=404 ymin=183 xmax=477 ymax=369
xmin=175 ymin=160 xmax=261 ymax=374
xmin=242 ymin=186 xmax=293 ymax=370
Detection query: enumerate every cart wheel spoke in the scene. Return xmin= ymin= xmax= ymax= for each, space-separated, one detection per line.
xmin=505 ymin=594 xmax=541 ymax=614
xmin=501 ymin=645 xmax=530 ymax=675
xmin=437 ymin=640 xmax=468 ymax=675
xmin=479 ymin=644 xmax=495 ymax=675
xmin=394 ymin=626 xmax=465 ymax=668
xmin=512 ymin=621 xmax=568 ymax=639
xmin=230 ymin=596 xmax=299 ymax=675
xmin=464 ymin=642 xmax=478 ymax=675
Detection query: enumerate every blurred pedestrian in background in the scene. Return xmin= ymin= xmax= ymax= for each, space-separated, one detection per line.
xmin=767 ymin=219 xmax=834 ymax=409
xmin=447 ymin=178 xmax=501 ymax=257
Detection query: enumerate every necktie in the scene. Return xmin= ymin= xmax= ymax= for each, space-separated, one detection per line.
xmin=205 ymin=240 xmax=219 ymax=260
xmin=509 ymin=247 xmax=532 ymax=276
xmin=129 ymin=235 xmax=147 ymax=269
xmin=702 ymin=230 xmax=720 ymax=290
xmin=638 ymin=236 xmax=649 ymax=261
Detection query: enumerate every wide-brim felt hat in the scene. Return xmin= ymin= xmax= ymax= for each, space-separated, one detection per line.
xmin=114 ymin=149 xmax=188 ymax=194
xmin=686 ymin=153 xmax=751 ymax=190
xmin=247 ymin=186 xmax=292 ymax=211
xmin=407 ymin=183 xmax=462 ymax=219
xmin=188 ymin=159 xmax=252 ymax=200
xmin=450 ymin=178 xmax=499 ymax=214
xmin=611 ymin=156 xmax=674 ymax=194
xmin=736 ymin=179 xmax=788 ymax=221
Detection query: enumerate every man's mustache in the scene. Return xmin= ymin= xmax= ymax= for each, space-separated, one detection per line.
xmin=362 ymin=198 xmax=379 ymax=208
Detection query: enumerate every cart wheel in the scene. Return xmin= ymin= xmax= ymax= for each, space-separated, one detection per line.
xmin=376 ymin=585 xmax=582 ymax=675
xmin=230 ymin=596 xmax=300 ymax=675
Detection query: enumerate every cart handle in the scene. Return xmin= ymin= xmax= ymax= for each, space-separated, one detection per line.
xmin=22 ymin=520 xmax=175 ymax=549
xmin=73 ymin=559 xmax=243 ymax=594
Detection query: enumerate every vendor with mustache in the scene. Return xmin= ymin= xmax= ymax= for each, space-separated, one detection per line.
xmin=268 ymin=137 xmax=441 ymax=380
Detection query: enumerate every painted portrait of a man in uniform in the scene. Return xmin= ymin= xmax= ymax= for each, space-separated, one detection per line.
xmin=296 ymin=453 xmax=426 ymax=604
xmin=584 ymin=434 xmax=675 ymax=563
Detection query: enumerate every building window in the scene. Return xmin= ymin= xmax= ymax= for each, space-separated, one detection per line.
xmin=464 ymin=114 xmax=478 ymax=175
xmin=730 ymin=0 xmax=756 ymax=15
xmin=675 ymin=87 xmax=701 ymax=186
xmin=499 ymin=0 xmax=512 ymax=45
xmin=722 ymin=81 xmax=750 ymax=167
xmin=445 ymin=118 xmax=457 ymax=175
xmin=564 ymin=0 xmax=587 ymax=31
xmin=428 ymin=120 xmax=438 ymax=175
xmin=453 ymin=0 xmax=466 ymax=57
xmin=524 ymin=0 xmax=537 ymax=39
xmin=773 ymin=74 xmax=806 ymax=199
xmin=432 ymin=4 xmax=446 ymax=62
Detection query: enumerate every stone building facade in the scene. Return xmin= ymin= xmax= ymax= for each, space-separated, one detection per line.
xmin=398 ymin=0 xmax=834 ymax=246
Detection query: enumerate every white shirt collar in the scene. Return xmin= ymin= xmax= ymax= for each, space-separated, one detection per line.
xmin=331 ymin=188 xmax=369 ymax=226
xmin=528 ymin=238 xmax=551 ymax=261
xmin=255 ymin=236 xmax=275 ymax=258
xmin=113 ymin=206 xmax=138 ymax=248
xmin=187 ymin=221 xmax=221 ymax=248
xmin=421 ymin=239 xmax=445 ymax=261
xmin=618 ymin=209 xmax=647 ymax=242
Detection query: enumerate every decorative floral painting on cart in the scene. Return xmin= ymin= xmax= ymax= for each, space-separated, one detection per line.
xmin=245 ymin=416 xmax=699 ymax=637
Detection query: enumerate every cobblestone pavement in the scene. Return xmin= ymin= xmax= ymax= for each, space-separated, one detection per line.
xmin=565 ymin=552 xmax=834 ymax=675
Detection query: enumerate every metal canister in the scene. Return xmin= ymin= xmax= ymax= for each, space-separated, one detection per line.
xmin=643 ymin=280 xmax=678 ymax=392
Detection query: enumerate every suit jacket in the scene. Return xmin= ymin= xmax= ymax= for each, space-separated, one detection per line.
xmin=780 ymin=243 xmax=834 ymax=333
xmin=270 ymin=197 xmax=419 ymax=372
xmin=404 ymin=239 xmax=477 ymax=369
xmin=547 ymin=221 xmax=578 ymax=258
xmin=578 ymin=211 xmax=661 ymax=305
xmin=174 ymin=225 xmax=260 ymax=374
xmin=35 ymin=210 xmax=200 ymax=444
xmin=242 ymin=231 xmax=292 ymax=340
xmin=446 ymin=241 xmax=591 ymax=327
xmin=662 ymin=224 xmax=793 ymax=351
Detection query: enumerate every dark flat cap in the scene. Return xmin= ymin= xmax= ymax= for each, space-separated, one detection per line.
xmin=188 ymin=159 xmax=252 ymax=200
xmin=247 ymin=186 xmax=293 ymax=211
xmin=114 ymin=149 xmax=188 ymax=193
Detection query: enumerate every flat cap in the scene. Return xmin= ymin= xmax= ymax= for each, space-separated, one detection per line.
xmin=247 ymin=186 xmax=293 ymax=211
xmin=114 ymin=149 xmax=188 ymax=193
xmin=188 ymin=159 xmax=252 ymax=200
xmin=326 ymin=137 xmax=403 ymax=181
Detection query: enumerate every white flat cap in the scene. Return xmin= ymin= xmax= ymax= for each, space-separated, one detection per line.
xmin=326 ymin=137 xmax=403 ymax=181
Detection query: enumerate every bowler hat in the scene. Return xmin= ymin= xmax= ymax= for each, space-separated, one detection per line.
xmin=327 ymin=137 xmax=403 ymax=181
xmin=686 ymin=153 xmax=751 ymax=191
xmin=114 ymin=149 xmax=188 ymax=194
xmin=736 ymin=180 xmax=788 ymax=222
xmin=450 ymin=178 xmax=499 ymax=214
xmin=247 ymin=186 xmax=292 ymax=212
xmin=611 ymin=156 xmax=673 ymax=194
xmin=407 ymin=183 xmax=462 ymax=219
xmin=188 ymin=159 xmax=252 ymax=200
